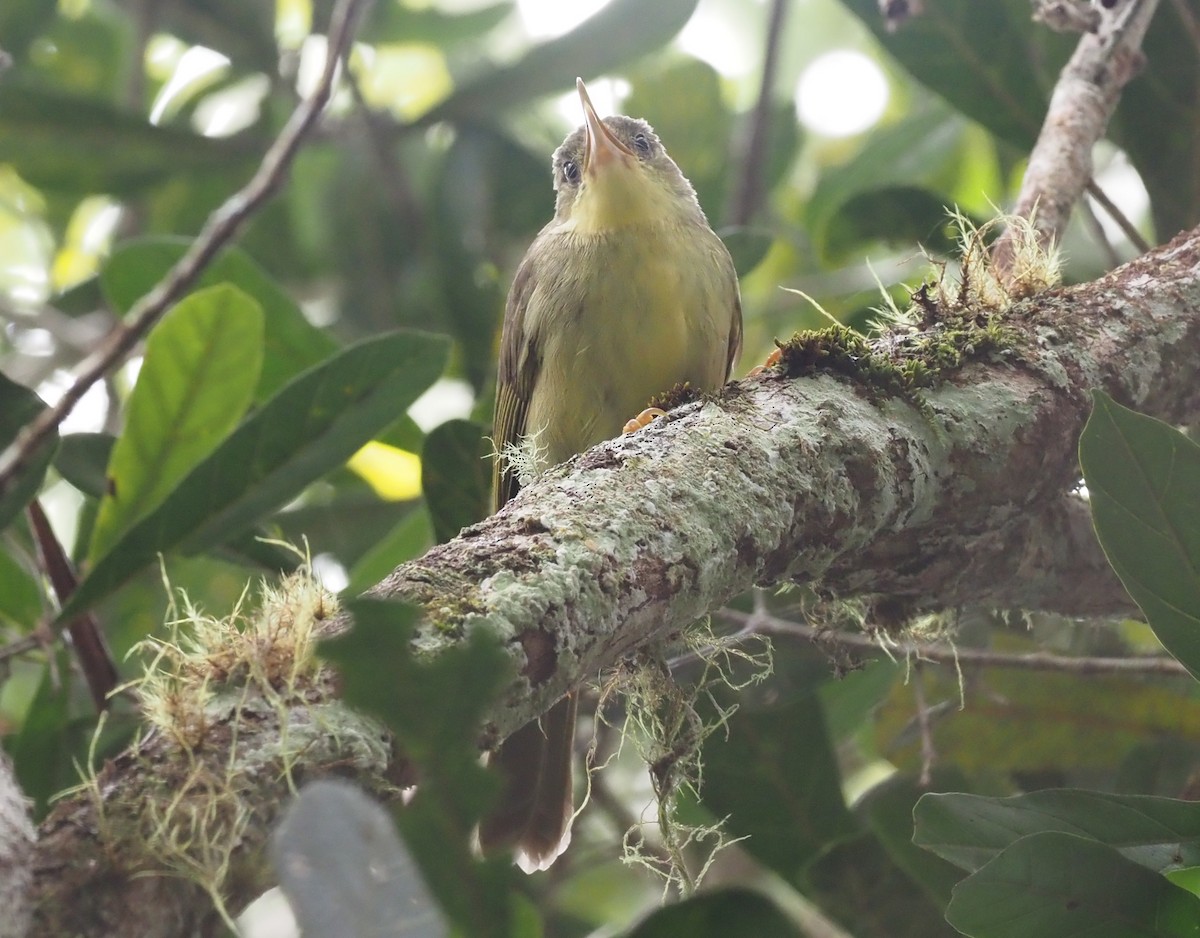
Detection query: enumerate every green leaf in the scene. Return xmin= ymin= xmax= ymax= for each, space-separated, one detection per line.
xmin=430 ymin=127 xmax=539 ymax=389
xmin=0 ymin=373 xmax=57 ymax=532
xmin=0 ymin=546 xmax=42 ymax=629
xmin=89 ymin=284 xmax=264 ymax=564
xmin=53 ymin=433 xmax=115 ymax=499
xmin=805 ymin=832 xmax=961 ymax=938
xmin=839 ymin=0 xmax=1071 ymax=150
xmin=819 ymin=658 xmax=900 ymax=741
xmin=151 ymin=0 xmax=277 ymax=72
xmin=720 ymin=227 xmax=775 ymax=279
xmin=701 ymin=692 xmax=856 ymax=881
xmin=362 ymin=1 xmax=512 ymax=45
xmin=63 ymin=331 xmax=449 ymax=617
xmin=0 ymin=0 xmax=58 ymax=62
xmin=805 ymin=107 xmax=971 ymax=262
xmin=945 ymin=831 xmax=1200 ymax=938
xmin=8 ymin=659 xmax=71 ymax=815
xmin=873 ymin=662 xmax=1200 ymax=778
xmin=915 ymin=789 xmax=1200 ymax=875
xmin=0 ymin=81 xmax=259 ymax=195
xmin=828 ymin=186 xmax=966 ymax=258
xmin=1079 ymin=391 xmax=1200 ymax=678
xmin=321 ymin=599 xmax=516 ymax=938
xmin=861 ymin=773 xmax=966 ymax=908
xmin=423 ymin=0 xmax=700 ymax=122
xmin=624 ymin=888 xmax=797 ymax=937
xmin=422 ymin=420 xmax=491 ymax=544
xmin=271 ymin=779 xmax=446 ymax=938
xmin=102 ymin=238 xmax=338 ymax=401
xmin=346 ymin=508 xmax=434 ymax=595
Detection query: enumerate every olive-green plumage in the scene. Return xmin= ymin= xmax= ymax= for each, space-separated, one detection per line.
xmin=480 ymin=79 xmax=742 ymax=873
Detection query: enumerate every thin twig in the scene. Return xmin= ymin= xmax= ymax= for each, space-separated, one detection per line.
xmin=1085 ymin=177 xmax=1153 ymax=253
xmin=725 ymin=0 xmax=788 ymax=226
xmin=911 ymin=662 xmax=936 ymax=787
xmin=344 ymin=66 xmax=423 ymax=226
xmin=0 ymin=0 xmax=366 ymax=497
xmin=718 ymin=608 xmax=1191 ymax=677
xmin=1078 ymin=194 xmax=1122 ymax=268
xmin=26 ymin=500 xmax=118 ymax=709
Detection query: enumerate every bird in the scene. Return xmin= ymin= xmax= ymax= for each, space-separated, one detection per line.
xmin=478 ymin=77 xmax=743 ymax=872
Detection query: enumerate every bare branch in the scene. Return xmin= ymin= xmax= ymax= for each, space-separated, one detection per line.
xmin=1085 ymin=177 xmax=1153 ymax=253
xmin=0 ymin=0 xmax=367 ymax=500
xmin=719 ymin=608 xmax=1190 ymax=678
xmin=725 ymin=0 xmax=789 ymax=226
xmin=995 ymin=0 xmax=1161 ymax=271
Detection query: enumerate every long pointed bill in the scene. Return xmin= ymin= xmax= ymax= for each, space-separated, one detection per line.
xmin=577 ymin=77 xmax=635 ymax=175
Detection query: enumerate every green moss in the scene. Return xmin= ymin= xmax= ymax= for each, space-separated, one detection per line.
xmin=771 ymin=293 xmax=1018 ymax=404
xmin=647 ymin=381 xmax=701 ymax=413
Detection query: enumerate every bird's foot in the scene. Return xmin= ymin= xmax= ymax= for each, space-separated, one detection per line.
xmin=747 ymin=347 xmax=782 ymax=376
xmin=623 ymin=407 xmax=667 ymax=434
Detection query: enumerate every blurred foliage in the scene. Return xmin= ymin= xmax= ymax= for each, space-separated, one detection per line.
xmin=0 ymin=0 xmax=1195 ymax=935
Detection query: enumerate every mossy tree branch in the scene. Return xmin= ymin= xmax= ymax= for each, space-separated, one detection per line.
xmin=368 ymin=225 xmax=1200 ymax=745
xmin=24 ymin=227 xmax=1200 ymax=934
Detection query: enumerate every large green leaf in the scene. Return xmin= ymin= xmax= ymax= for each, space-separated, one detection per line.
xmin=915 ymin=789 xmax=1200 ymax=875
xmin=0 ymin=0 xmax=58 ymax=62
xmin=805 ymin=832 xmax=960 ymax=938
xmin=0 ymin=373 xmax=57 ymax=532
xmin=624 ymin=888 xmax=796 ymax=937
xmin=805 ymin=106 xmax=972 ymax=261
xmin=322 ymin=599 xmax=517 ymax=938
xmin=873 ymin=662 xmax=1200 ymax=777
xmin=89 ymin=284 xmax=264 ymax=563
xmin=0 ymin=546 xmax=41 ymax=629
xmin=346 ymin=508 xmax=433 ymax=595
xmin=53 ymin=433 xmax=114 ymax=499
xmin=422 ymin=419 xmax=490 ymax=544
xmin=271 ymin=780 xmax=446 ymax=938
xmin=839 ymin=0 xmax=1071 ymax=150
xmin=1080 ymin=391 xmax=1200 ymax=679
xmin=102 ymin=238 xmax=338 ymax=401
xmin=0 ymin=82 xmax=259 ymax=195
xmin=150 ymin=0 xmax=277 ymax=72
xmin=701 ymin=692 xmax=856 ymax=881
xmin=62 ymin=331 xmax=449 ymax=617
xmin=945 ymin=831 xmax=1200 ymax=938
xmin=862 ymin=773 xmax=966 ymax=908
xmin=362 ymin=1 xmax=512 ymax=45
xmin=422 ymin=0 xmax=700 ymax=122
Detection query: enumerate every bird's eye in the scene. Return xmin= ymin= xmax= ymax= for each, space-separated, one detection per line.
xmin=633 ymin=132 xmax=651 ymax=156
xmin=562 ymin=160 xmax=581 ymax=184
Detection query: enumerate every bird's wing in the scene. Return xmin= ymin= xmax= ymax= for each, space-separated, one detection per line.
xmin=722 ymin=246 xmax=744 ymax=381
xmin=493 ymin=251 xmax=542 ymax=512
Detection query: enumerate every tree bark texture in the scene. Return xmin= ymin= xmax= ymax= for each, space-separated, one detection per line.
xmin=24 ymin=226 xmax=1200 ymax=934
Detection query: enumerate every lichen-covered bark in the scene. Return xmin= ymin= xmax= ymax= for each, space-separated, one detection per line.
xmin=24 ymin=228 xmax=1200 ymax=934
xmin=370 ymin=227 xmax=1200 ymax=743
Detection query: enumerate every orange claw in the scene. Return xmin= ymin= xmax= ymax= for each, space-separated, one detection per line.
xmin=747 ymin=347 xmax=783 ymax=377
xmin=623 ymin=407 xmax=667 ymax=434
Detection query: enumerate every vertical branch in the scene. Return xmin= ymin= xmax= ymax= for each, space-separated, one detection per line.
xmin=725 ymin=0 xmax=789 ymax=227
xmin=993 ymin=0 xmax=1161 ymax=275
